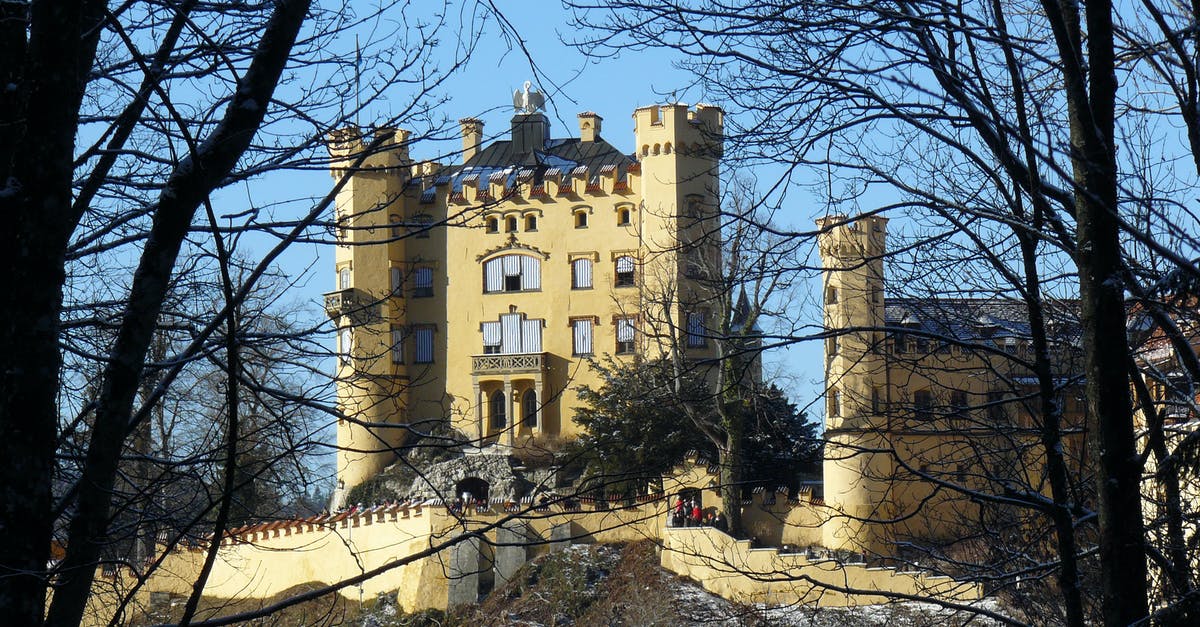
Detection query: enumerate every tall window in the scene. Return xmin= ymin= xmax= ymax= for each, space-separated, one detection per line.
xmin=486 ymin=217 xmax=499 ymax=233
xmin=615 ymin=256 xmax=636 ymax=287
xmin=571 ymin=258 xmax=593 ymax=289
xmin=480 ymin=314 xmax=543 ymax=354
xmin=338 ymin=267 xmax=351 ymax=290
xmin=414 ymin=327 xmax=434 ymax=363
xmin=339 ymin=328 xmax=352 ymax=365
xmin=525 ymin=215 xmax=538 ymax=231
xmin=391 ymin=326 xmax=404 ymax=364
xmin=686 ymin=311 xmax=707 ymax=348
xmin=505 ymin=216 xmax=518 ymax=232
xmin=483 ymin=254 xmax=541 ymax=293
xmin=951 ymin=390 xmax=968 ymax=416
xmin=490 ymin=390 xmax=506 ymax=428
xmin=523 ymin=390 xmax=538 ymax=427
xmin=871 ymin=386 xmax=883 ymax=414
xmin=616 ymin=317 xmax=636 ymax=354
xmin=390 ymin=266 xmax=403 ymax=295
xmin=574 ymin=210 xmax=588 ymax=228
xmin=572 ymin=318 xmax=594 ymax=356
xmin=617 ymin=207 xmax=631 ymax=226
xmin=413 ymin=267 xmax=433 ymax=297
xmin=829 ymin=389 xmax=841 ymax=418
xmin=914 ymin=389 xmax=933 ymax=419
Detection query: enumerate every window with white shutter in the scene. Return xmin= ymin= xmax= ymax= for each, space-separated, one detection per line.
xmin=390 ymin=267 xmax=403 ymax=295
xmin=572 ymin=318 xmax=594 ymax=356
xmin=339 ymin=328 xmax=352 ymax=365
xmin=572 ymin=258 xmax=592 ymax=289
xmin=483 ymin=255 xmax=541 ymax=293
xmin=481 ymin=321 xmax=501 ymax=354
xmin=414 ymin=327 xmax=434 ymax=363
xmin=500 ymin=313 xmax=521 ymax=354
xmin=521 ymin=319 xmax=542 ymax=352
xmin=391 ymin=326 xmax=404 ymax=364
xmin=616 ymin=317 xmax=636 ymax=354
xmin=414 ymin=267 xmax=433 ymax=297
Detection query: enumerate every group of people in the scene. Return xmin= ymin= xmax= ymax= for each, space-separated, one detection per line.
xmin=671 ymin=496 xmax=727 ymax=531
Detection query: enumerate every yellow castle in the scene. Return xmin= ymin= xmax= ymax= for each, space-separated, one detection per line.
xmin=325 ymin=94 xmax=724 ymax=501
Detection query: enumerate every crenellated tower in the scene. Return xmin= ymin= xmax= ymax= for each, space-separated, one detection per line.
xmin=816 ymin=214 xmax=892 ymax=553
xmin=326 ymin=127 xmax=415 ymax=502
xmin=633 ymin=104 xmax=724 ymax=358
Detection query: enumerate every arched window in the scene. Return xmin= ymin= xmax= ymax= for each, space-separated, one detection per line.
xmin=486 ymin=217 xmax=499 ymax=233
xmin=523 ymin=390 xmax=538 ymax=427
xmin=525 ymin=215 xmax=538 ymax=231
xmin=574 ymin=210 xmax=588 ymax=228
xmin=617 ymin=208 xmax=631 ymax=226
xmin=491 ymin=390 xmax=507 ymax=428
xmin=505 ymin=216 xmax=518 ymax=232
xmin=338 ymin=267 xmax=351 ymax=290
xmin=483 ymin=254 xmax=541 ymax=293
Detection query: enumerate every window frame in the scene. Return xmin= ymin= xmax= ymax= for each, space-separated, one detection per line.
xmin=614 ymin=255 xmax=636 ymax=288
xmin=615 ymin=317 xmax=636 ymax=354
xmin=413 ymin=326 xmax=435 ymax=363
xmin=413 ymin=266 xmax=434 ymax=298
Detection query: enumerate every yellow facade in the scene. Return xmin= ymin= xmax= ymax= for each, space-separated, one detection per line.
xmin=816 ymin=214 xmax=1088 ymax=554
xmin=326 ymin=103 xmax=724 ymax=497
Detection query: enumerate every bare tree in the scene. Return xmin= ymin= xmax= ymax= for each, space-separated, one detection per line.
xmin=0 ymin=0 xmax=496 ymax=624
xmin=566 ymin=0 xmax=1200 ymax=623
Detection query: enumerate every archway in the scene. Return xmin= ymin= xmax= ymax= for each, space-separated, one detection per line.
xmin=455 ymin=477 xmax=489 ymax=503
xmin=522 ymin=389 xmax=538 ymax=427
xmin=490 ymin=390 xmax=506 ymax=428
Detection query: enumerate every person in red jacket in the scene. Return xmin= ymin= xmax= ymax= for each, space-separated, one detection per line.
xmin=691 ymin=501 xmax=702 ymax=526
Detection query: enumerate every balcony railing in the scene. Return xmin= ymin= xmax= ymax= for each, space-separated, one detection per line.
xmin=324 ymin=288 xmax=365 ymax=319
xmin=471 ymin=352 xmax=547 ymax=375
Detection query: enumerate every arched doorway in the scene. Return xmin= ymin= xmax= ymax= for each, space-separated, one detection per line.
xmin=522 ymin=389 xmax=538 ymax=427
xmin=490 ymin=390 xmax=506 ymax=428
xmin=455 ymin=477 xmax=489 ymax=503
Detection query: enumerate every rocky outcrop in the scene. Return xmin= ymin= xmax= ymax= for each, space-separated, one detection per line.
xmin=407 ymin=452 xmax=531 ymax=501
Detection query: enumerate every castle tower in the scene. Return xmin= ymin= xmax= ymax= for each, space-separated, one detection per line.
xmin=815 ymin=214 xmax=893 ymax=553
xmin=326 ymin=127 xmax=414 ymax=503
xmin=632 ymin=104 xmax=723 ymax=358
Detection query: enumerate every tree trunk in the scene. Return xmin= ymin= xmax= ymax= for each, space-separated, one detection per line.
xmin=1042 ymin=0 xmax=1150 ymax=622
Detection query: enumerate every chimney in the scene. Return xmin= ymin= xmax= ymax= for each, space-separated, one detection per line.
xmin=511 ymin=112 xmax=550 ymax=154
xmin=578 ymin=112 xmax=602 ymax=142
xmin=460 ymin=118 xmax=483 ymax=163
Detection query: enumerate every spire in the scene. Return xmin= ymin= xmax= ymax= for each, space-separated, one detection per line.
xmin=731 ymin=287 xmax=761 ymax=334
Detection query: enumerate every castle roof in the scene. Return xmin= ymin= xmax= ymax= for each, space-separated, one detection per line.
xmin=884 ymin=297 xmax=1080 ymax=344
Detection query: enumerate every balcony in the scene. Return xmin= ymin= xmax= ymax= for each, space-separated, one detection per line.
xmin=323 ymin=288 xmax=366 ymax=319
xmin=471 ymin=352 xmax=547 ymax=375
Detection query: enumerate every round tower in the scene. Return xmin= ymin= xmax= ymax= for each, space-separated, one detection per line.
xmin=815 ymin=214 xmax=893 ymax=554
xmin=327 ymin=127 xmax=413 ymax=505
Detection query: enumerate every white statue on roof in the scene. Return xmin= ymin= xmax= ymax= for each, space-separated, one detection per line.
xmin=513 ymin=80 xmax=545 ymax=114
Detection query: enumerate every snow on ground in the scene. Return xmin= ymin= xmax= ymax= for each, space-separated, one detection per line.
xmin=669 ymin=579 xmax=1006 ymax=626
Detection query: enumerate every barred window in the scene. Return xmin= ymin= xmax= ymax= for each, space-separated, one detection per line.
xmin=414 ymin=327 xmax=434 ymax=363
xmin=615 ymin=256 xmax=636 ymax=287
xmin=413 ymin=267 xmax=433 ymax=297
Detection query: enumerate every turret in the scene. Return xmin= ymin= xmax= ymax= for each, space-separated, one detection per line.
xmin=327 ymin=126 xmax=415 ymax=507
xmin=816 ymin=213 xmax=893 ymax=554
xmin=633 ymin=104 xmax=724 ymax=359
